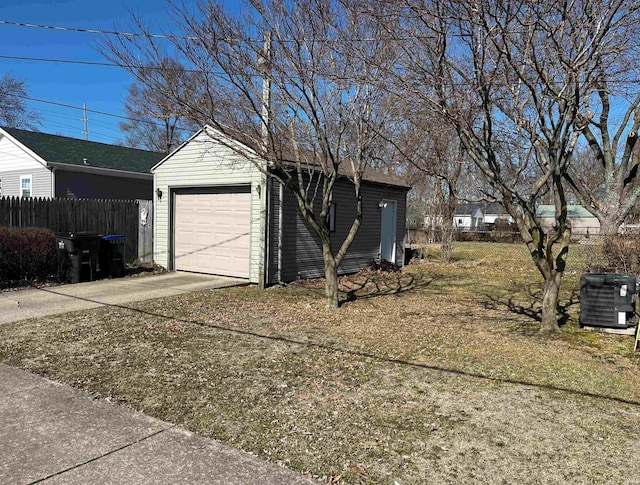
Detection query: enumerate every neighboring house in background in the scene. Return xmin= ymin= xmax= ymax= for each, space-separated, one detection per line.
xmin=454 ymin=202 xmax=513 ymax=230
xmin=152 ymin=125 xmax=410 ymax=284
xmin=0 ymin=127 xmax=164 ymax=200
xmin=535 ymin=205 xmax=600 ymax=235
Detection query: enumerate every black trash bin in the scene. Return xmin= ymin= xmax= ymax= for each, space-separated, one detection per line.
xmin=55 ymin=232 xmax=101 ymax=283
xmin=99 ymin=235 xmax=126 ymax=278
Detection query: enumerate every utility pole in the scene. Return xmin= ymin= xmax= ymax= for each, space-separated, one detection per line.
xmin=257 ymin=31 xmax=272 ymax=290
xmin=82 ymin=103 xmax=89 ymax=141
xmin=258 ymin=31 xmax=272 ymax=156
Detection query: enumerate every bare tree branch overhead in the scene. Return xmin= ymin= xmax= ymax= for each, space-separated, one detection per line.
xmin=118 ymin=57 xmax=199 ymax=153
xmin=101 ymin=0 xmax=398 ymax=308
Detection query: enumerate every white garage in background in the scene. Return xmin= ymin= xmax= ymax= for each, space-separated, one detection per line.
xmin=151 ymin=126 xmax=266 ymax=283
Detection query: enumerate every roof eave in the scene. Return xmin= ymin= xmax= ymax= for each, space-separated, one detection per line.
xmin=48 ymin=162 xmax=152 ymax=180
xmin=0 ymin=127 xmax=50 ymax=169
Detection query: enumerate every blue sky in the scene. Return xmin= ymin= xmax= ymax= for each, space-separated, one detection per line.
xmin=0 ymin=0 xmax=211 ymax=146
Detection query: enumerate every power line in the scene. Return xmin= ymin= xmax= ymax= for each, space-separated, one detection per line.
xmin=0 ymin=18 xmax=417 ymax=44
xmin=0 ymin=54 xmax=207 ymax=73
xmin=0 ymin=53 xmax=370 ymax=82
xmin=4 ymin=52 xmax=640 ymax=89
xmin=8 ymin=93 xmax=194 ymax=133
xmin=0 ymin=19 xmax=196 ymax=40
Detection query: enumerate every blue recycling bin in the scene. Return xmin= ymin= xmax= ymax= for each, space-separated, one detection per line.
xmin=99 ymin=235 xmax=126 ymax=278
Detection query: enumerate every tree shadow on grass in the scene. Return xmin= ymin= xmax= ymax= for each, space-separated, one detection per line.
xmin=338 ymin=271 xmax=432 ymax=305
xmin=18 ymin=284 xmax=640 ymax=408
xmin=482 ymin=285 xmax=580 ymax=327
xmin=284 ymin=270 xmax=432 ymax=306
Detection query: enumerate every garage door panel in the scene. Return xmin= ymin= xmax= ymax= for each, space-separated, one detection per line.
xmin=174 ymin=191 xmax=250 ymax=278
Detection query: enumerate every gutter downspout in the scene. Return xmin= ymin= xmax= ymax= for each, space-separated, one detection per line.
xmin=50 ymin=166 xmax=56 ymax=198
xmin=277 ymin=182 xmax=284 ymax=284
xmin=263 ymin=174 xmax=271 ymax=288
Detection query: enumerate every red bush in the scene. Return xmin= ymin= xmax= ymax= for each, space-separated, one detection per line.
xmin=0 ymin=227 xmax=68 ymax=288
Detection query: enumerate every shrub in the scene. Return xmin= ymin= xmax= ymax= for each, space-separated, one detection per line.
xmin=585 ymin=235 xmax=640 ymax=275
xmin=0 ymin=227 xmax=69 ymax=288
xmin=454 ymin=229 xmax=522 ymax=244
xmin=367 ymin=258 xmax=401 ymax=272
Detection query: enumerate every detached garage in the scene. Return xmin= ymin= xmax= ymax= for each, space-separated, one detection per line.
xmin=152 ymin=126 xmax=409 ymax=285
xmin=173 ymin=188 xmax=251 ymax=278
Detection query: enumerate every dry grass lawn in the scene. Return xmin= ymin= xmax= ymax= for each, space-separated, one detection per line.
xmin=2 ymin=242 xmax=640 ymax=483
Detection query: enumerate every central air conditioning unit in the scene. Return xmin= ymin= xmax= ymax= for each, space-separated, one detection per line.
xmin=579 ymin=273 xmax=638 ymax=329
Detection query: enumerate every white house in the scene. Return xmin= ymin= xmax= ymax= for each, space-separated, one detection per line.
xmin=0 ymin=127 xmax=163 ymax=200
xmin=453 ymin=202 xmax=513 ymax=230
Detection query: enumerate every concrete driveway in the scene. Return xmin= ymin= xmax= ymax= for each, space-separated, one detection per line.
xmin=0 ymin=272 xmax=246 ymax=325
xmin=0 ymin=274 xmax=318 ymax=483
xmin=0 ymin=364 xmax=314 ymax=484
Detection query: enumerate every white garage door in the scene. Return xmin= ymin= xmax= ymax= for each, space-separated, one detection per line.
xmin=174 ymin=191 xmax=251 ymax=278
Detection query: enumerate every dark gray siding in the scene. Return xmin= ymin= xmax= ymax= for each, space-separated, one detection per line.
xmin=270 ymin=177 xmax=407 ymax=283
xmin=267 ymin=179 xmax=281 ymax=284
xmin=55 ymin=169 xmax=152 ymax=200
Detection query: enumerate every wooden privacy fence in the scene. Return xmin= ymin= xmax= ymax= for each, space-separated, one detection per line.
xmin=0 ymin=197 xmax=153 ymax=264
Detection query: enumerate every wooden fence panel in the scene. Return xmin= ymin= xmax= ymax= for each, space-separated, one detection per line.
xmin=0 ymin=197 xmax=152 ymax=264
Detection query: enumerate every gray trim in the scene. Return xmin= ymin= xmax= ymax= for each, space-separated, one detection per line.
xmin=47 ymin=162 xmax=153 ymax=180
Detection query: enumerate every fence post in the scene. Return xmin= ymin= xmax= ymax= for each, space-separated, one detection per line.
xmin=137 ymin=200 xmax=153 ymax=263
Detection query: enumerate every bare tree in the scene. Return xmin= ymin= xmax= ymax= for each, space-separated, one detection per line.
xmin=566 ymin=95 xmax=640 ymax=235
xmin=380 ymin=0 xmax=640 ymax=332
xmin=0 ymin=73 xmax=40 ymax=129
xmin=395 ymin=115 xmax=464 ymax=261
xmin=118 ymin=58 xmax=198 ymax=153
xmin=101 ymin=0 xmax=395 ymax=307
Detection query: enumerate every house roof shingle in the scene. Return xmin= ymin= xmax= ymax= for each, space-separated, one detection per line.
xmin=4 ymin=127 xmax=164 ymax=174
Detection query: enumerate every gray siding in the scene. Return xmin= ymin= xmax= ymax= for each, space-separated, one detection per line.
xmin=273 ymin=177 xmax=408 ymax=283
xmin=267 ymin=179 xmax=281 ymax=284
xmin=0 ymin=166 xmax=52 ymax=198
xmin=55 ymin=169 xmax=152 ymax=200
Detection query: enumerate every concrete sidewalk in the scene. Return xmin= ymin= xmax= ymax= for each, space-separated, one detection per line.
xmin=0 ymin=272 xmax=246 ymax=325
xmin=0 ymin=364 xmax=314 ymax=484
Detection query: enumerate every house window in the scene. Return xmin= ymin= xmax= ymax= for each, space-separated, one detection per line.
xmin=20 ymin=175 xmax=32 ymax=198
xmin=328 ymin=203 xmax=336 ymax=232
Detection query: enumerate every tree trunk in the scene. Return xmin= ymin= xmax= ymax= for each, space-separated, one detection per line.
xmin=322 ymin=238 xmax=339 ymax=308
xmin=540 ymin=272 xmax=562 ymax=333
xmin=598 ymin=216 xmax=619 ymax=237
xmin=441 ymin=218 xmax=454 ymax=262
xmin=440 ymin=194 xmax=456 ymax=262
